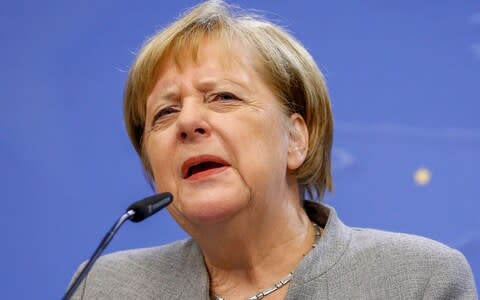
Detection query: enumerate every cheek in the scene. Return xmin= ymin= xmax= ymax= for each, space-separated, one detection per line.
xmin=144 ymin=133 xmax=177 ymax=190
xmin=223 ymin=113 xmax=289 ymax=177
xmin=249 ymin=112 xmax=289 ymax=153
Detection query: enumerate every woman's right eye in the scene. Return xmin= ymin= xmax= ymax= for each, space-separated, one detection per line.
xmin=152 ymin=107 xmax=178 ymax=124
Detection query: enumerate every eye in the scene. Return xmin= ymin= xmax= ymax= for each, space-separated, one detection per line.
xmin=152 ymin=106 xmax=179 ymax=124
xmin=210 ymin=92 xmax=239 ymax=102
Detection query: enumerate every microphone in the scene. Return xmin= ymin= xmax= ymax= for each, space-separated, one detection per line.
xmin=63 ymin=192 xmax=173 ymax=300
xmin=128 ymin=193 xmax=173 ymax=223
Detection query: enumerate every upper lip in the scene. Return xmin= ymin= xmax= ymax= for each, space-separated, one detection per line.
xmin=181 ymin=154 xmax=230 ymax=179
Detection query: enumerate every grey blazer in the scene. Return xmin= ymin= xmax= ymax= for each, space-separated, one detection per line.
xmin=71 ymin=203 xmax=477 ymax=299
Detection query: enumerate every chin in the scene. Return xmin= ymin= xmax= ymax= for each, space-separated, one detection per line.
xmin=175 ymin=189 xmax=251 ymax=224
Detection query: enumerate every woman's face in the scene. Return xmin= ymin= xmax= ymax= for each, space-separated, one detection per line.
xmin=143 ymin=40 xmax=306 ymax=227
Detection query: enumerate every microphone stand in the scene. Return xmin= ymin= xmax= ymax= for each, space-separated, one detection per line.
xmin=62 ymin=210 xmax=135 ymax=300
xmin=62 ymin=192 xmax=172 ymax=300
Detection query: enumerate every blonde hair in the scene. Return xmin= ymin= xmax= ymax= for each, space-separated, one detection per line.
xmin=124 ymin=0 xmax=333 ymax=200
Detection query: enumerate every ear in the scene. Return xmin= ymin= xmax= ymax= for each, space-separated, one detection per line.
xmin=287 ymin=113 xmax=309 ymax=171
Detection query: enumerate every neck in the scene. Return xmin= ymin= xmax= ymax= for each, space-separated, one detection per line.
xmin=192 ymin=196 xmax=315 ymax=299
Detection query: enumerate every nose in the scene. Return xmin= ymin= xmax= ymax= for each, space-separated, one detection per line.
xmin=176 ymin=100 xmax=211 ymax=142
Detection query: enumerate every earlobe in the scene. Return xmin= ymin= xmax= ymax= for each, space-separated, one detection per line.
xmin=287 ymin=113 xmax=308 ymax=171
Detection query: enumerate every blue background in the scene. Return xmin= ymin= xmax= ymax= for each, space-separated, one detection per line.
xmin=1 ymin=1 xmax=479 ymax=298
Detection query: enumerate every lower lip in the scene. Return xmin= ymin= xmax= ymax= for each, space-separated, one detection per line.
xmin=186 ymin=166 xmax=230 ymax=181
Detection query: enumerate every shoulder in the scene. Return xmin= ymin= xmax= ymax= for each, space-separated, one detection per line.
xmin=93 ymin=239 xmax=196 ymax=269
xmin=70 ymin=239 xmax=207 ymax=299
xmin=302 ymin=203 xmax=477 ymax=297
xmin=339 ymin=227 xmax=477 ymax=298
xmin=349 ymin=227 xmax=462 ymax=262
xmin=347 ymin=227 xmax=472 ymax=271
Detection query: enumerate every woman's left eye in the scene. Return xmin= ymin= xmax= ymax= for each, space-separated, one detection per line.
xmin=211 ymin=92 xmax=239 ymax=102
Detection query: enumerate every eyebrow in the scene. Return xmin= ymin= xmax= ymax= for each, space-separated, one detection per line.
xmin=152 ymin=85 xmax=180 ymax=102
xmin=145 ymin=86 xmax=178 ymax=117
xmin=148 ymin=74 xmax=252 ymax=109
xmin=196 ymin=77 xmax=250 ymax=92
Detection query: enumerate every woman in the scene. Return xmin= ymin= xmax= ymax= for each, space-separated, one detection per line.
xmin=71 ymin=1 xmax=477 ymax=299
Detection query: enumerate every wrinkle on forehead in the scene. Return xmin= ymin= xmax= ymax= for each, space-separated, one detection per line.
xmin=158 ymin=32 xmax=258 ymax=77
xmin=149 ymin=36 xmax=259 ymax=98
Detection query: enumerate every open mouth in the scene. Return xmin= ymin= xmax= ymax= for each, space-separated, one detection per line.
xmin=187 ymin=161 xmax=226 ymax=178
xmin=182 ymin=156 xmax=230 ymax=179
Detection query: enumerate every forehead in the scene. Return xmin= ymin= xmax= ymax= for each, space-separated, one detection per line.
xmin=153 ymin=37 xmax=258 ymax=89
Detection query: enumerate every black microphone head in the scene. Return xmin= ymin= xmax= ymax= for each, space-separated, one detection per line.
xmin=127 ymin=192 xmax=173 ymax=223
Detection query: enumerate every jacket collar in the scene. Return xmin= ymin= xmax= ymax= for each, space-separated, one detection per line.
xmin=292 ymin=203 xmax=352 ymax=283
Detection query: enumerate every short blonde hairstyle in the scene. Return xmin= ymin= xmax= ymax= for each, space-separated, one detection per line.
xmin=124 ymin=0 xmax=333 ymax=200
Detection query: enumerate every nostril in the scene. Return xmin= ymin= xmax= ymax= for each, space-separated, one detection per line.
xmin=195 ymin=128 xmax=206 ymax=134
xmin=178 ymin=126 xmax=208 ymax=141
